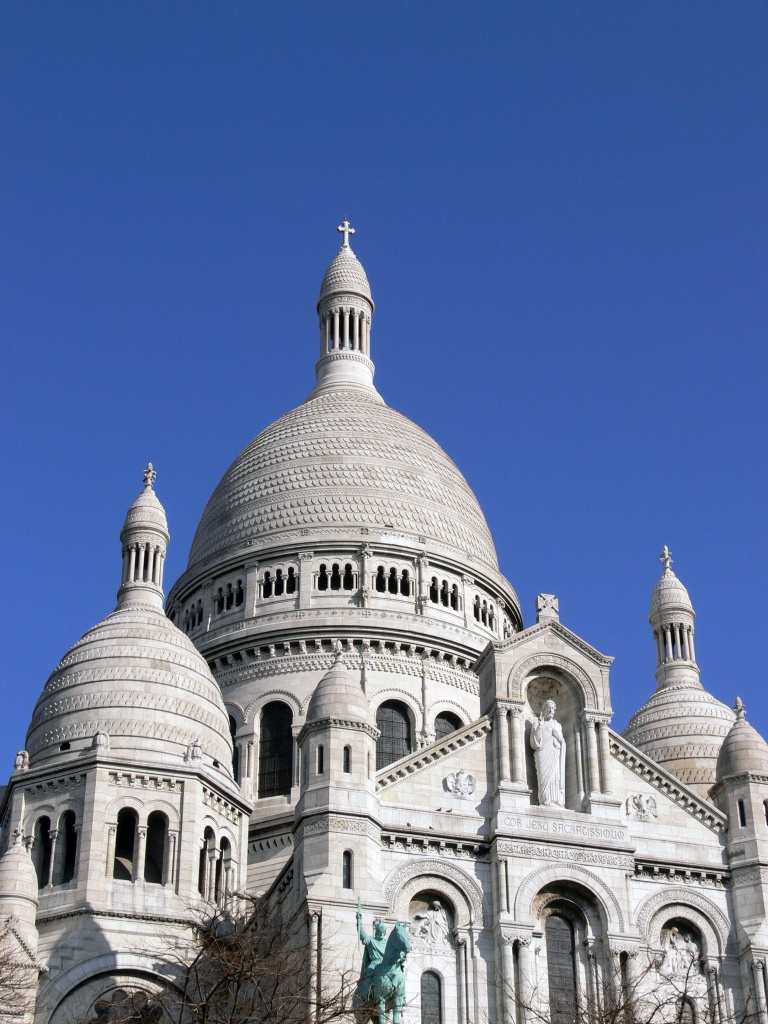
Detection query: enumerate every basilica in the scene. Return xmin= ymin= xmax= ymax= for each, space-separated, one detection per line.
xmin=3 ymin=225 xmax=768 ymax=1024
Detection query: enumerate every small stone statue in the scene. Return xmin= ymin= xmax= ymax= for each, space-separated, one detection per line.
xmin=530 ymin=699 xmax=566 ymax=807
xmin=445 ymin=768 xmax=476 ymax=797
xmin=185 ymin=740 xmax=203 ymax=762
xmin=13 ymin=751 xmax=29 ymax=773
xmin=92 ymin=732 xmax=110 ymax=751
xmin=412 ymin=900 xmax=451 ymax=946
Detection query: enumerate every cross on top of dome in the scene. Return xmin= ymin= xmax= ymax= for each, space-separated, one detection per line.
xmin=337 ymin=218 xmax=355 ymax=248
xmin=660 ymin=545 xmax=673 ymax=572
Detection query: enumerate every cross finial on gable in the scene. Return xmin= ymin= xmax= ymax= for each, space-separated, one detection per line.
xmin=337 ymin=218 xmax=355 ymax=247
xmin=660 ymin=545 xmax=673 ymax=572
xmin=143 ymin=462 xmax=157 ymax=490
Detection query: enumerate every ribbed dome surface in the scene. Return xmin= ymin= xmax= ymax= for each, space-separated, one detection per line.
xmin=650 ymin=569 xmax=693 ymax=615
xmin=717 ymin=706 xmax=768 ymax=780
xmin=319 ymin=245 xmax=372 ymax=301
xmin=27 ymin=603 xmax=233 ymax=773
xmin=187 ymin=388 xmax=499 ymax=572
xmin=306 ymin=659 xmax=368 ymax=723
xmin=623 ymin=686 xmax=734 ymax=798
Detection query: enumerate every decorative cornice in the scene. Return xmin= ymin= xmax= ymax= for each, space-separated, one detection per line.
xmin=609 ymin=730 xmax=726 ymax=833
xmin=376 ymin=715 xmax=491 ymax=792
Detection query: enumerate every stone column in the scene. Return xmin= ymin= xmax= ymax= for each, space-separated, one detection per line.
xmin=127 ymin=544 xmax=136 ymax=583
xmin=688 ymin=627 xmax=696 ymax=662
xmin=166 ymin=831 xmax=178 ymax=888
xmin=707 ymin=964 xmax=723 ymax=1024
xmin=45 ymin=830 xmax=59 ymax=888
xmin=243 ymin=562 xmax=259 ymax=616
xmin=105 ymin=825 xmax=116 ymax=877
xmin=510 ymin=707 xmax=525 ymax=784
xmin=456 ymin=936 xmax=467 ymax=1024
xmin=342 ymin=307 xmax=349 ymax=348
xmin=331 ymin=309 xmax=339 ymax=349
xmin=461 ymin=575 xmax=475 ymax=628
xmin=664 ymin=624 xmax=673 ymax=661
xmin=597 ymin=720 xmax=612 ymax=794
xmin=308 ymin=910 xmax=320 ymax=1017
xmin=134 ymin=826 xmax=147 ymax=883
xmin=416 ymin=554 xmax=429 ymax=613
xmin=496 ymin=707 xmax=510 ymax=784
xmin=359 ymin=544 xmax=371 ymax=606
xmin=752 ymin=960 xmax=768 ymax=1024
xmin=582 ymin=713 xmax=600 ymax=795
xmin=517 ymin=937 xmax=532 ymax=1022
xmin=501 ymin=936 xmax=516 ymax=1024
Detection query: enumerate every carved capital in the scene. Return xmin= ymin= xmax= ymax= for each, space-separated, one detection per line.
xmin=298 ymin=551 xmax=314 ymax=562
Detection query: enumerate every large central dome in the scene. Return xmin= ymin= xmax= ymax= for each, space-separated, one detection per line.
xmin=187 ymin=386 xmax=499 ymax=572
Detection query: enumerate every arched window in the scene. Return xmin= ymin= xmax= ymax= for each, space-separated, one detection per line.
xmin=225 ymin=584 xmax=234 ymax=610
xmin=215 ymin=837 xmax=231 ymax=903
xmin=198 ymin=826 xmax=215 ymax=898
xmin=33 ymin=816 xmax=52 ymax=888
xmin=343 ymin=563 xmax=355 ymax=590
xmin=429 ymin=577 xmax=439 ymax=603
xmin=235 ymin=580 xmax=244 ymax=607
xmin=330 ymin=563 xmax=342 ymax=590
xmin=342 ymin=850 xmax=353 ymax=889
xmin=317 ymin=744 xmax=324 ymax=775
xmin=450 ymin=584 xmax=459 ymax=610
xmin=343 ymin=745 xmax=351 ymax=773
xmin=274 ymin=569 xmax=285 ymax=596
xmin=440 ymin=580 xmax=449 ymax=606
xmin=317 ymin=564 xmax=329 ymax=591
xmin=58 ymin=810 xmax=78 ymax=884
xmin=286 ymin=567 xmax=296 ymax=593
xmin=388 ymin=567 xmax=398 ymax=594
xmin=215 ymin=588 xmax=225 ymax=613
xmin=473 ymin=595 xmax=481 ymax=620
xmin=375 ymin=566 xmax=386 ymax=592
xmin=376 ymin=701 xmax=412 ymax=769
xmin=144 ymin=811 xmax=167 ymax=885
xmin=258 ymin=702 xmax=293 ymax=798
xmin=739 ymin=799 xmax=747 ymax=827
xmin=434 ymin=711 xmax=462 ymax=741
xmin=400 ymin=569 xmax=411 ymax=596
xmin=421 ymin=970 xmax=442 ymax=1024
xmin=677 ymin=998 xmax=696 ymax=1024
xmin=113 ymin=808 xmax=138 ymax=881
xmin=196 ymin=601 xmax=203 ymax=626
xmin=545 ymin=914 xmax=577 ymax=1024
xmin=229 ymin=715 xmax=241 ymax=783
xmin=262 ymin=572 xmax=273 ymax=598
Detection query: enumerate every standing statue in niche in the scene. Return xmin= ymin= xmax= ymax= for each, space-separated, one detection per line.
xmin=530 ymin=699 xmax=566 ymax=807
xmin=412 ymin=899 xmax=451 ymax=946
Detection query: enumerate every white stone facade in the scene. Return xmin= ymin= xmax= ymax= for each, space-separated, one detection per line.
xmin=2 ymin=229 xmax=768 ymax=1024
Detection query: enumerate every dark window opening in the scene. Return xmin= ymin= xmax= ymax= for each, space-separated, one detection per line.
xmin=144 ymin=811 xmax=167 ymax=885
xmin=275 ymin=569 xmax=285 ymax=596
xmin=435 ymin=712 xmax=462 ymax=741
xmin=113 ymin=808 xmax=138 ymax=881
xmin=317 ymin=744 xmax=324 ymax=775
xmin=546 ymin=914 xmax=577 ymax=1024
xmin=229 ymin=715 xmax=241 ymax=783
xmin=258 ymin=702 xmax=293 ymax=798
xmin=262 ymin=572 xmax=273 ymax=598
xmin=318 ymin=564 xmax=329 ymax=591
xmin=343 ymin=563 xmax=355 ymax=590
xmin=343 ymin=745 xmax=351 ymax=773
xmin=59 ymin=742 xmax=71 ymax=751
xmin=215 ymin=588 xmax=225 ymax=613
xmin=429 ymin=577 xmax=439 ymax=603
xmin=376 ymin=701 xmax=412 ymax=770
xmin=342 ymin=850 xmax=352 ymax=889
xmin=198 ymin=827 xmax=214 ymax=896
xmin=739 ymin=799 xmax=747 ymax=827
xmin=440 ymin=580 xmax=449 ymax=606
xmin=473 ymin=596 xmax=481 ymax=621
xmin=34 ymin=816 xmax=51 ymax=889
xmin=225 ymin=584 xmax=234 ymax=610
xmin=286 ymin=567 xmax=296 ymax=593
xmin=388 ymin=568 xmax=398 ymax=594
xmin=59 ymin=810 xmax=78 ymax=884
xmin=450 ymin=584 xmax=459 ymax=611
xmin=235 ymin=580 xmax=244 ymax=606
xmin=375 ymin=566 xmax=387 ymax=593
xmin=330 ymin=563 xmax=342 ymax=590
xmin=400 ymin=569 xmax=410 ymax=596
xmin=421 ymin=970 xmax=443 ymax=1024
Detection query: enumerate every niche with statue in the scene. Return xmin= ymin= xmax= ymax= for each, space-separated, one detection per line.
xmin=524 ymin=674 xmax=586 ymax=811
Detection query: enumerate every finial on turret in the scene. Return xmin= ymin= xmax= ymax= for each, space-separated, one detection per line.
xmin=337 ymin=218 xmax=355 ymax=248
xmin=660 ymin=545 xmax=673 ymax=573
xmin=143 ymin=462 xmax=157 ymax=491
xmin=734 ymin=696 xmax=746 ymax=720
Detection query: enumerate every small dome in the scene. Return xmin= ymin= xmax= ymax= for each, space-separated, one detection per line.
xmin=121 ymin=469 xmax=169 ymax=538
xmin=26 ymin=603 xmax=234 ymax=776
xmin=0 ymin=841 xmax=38 ymax=903
xmin=319 ymin=245 xmax=372 ymax=303
xmin=716 ymin=699 xmax=768 ymax=780
xmin=650 ymin=569 xmax=693 ymax=616
xmin=306 ymin=657 xmax=368 ymax=724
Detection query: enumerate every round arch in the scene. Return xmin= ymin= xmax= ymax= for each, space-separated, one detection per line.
xmin=246 ymin=691 xmax=302 ymax=724
xmin=384 ymin=858 xmax=484 ymax=927
xmin=635 ymin=888 xmax=731 ymax=959
xmin=514 ymin=863 xmax=624 ymax=932
xmin=508 ymin=654 xmax=599 ymax=708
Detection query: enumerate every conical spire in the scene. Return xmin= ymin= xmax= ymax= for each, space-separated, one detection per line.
xmin=117 ymin=463 xmax=170 ymax=608
xmin=312 ymin=220 xmax=376 ymax=395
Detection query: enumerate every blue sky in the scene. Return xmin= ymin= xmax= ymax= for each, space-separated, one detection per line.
xmin=2 ymin=3 xmax=767 ymax=760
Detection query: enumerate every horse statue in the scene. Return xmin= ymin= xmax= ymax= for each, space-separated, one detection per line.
xmin=354 ymin=904 xmax=411 ymax=1024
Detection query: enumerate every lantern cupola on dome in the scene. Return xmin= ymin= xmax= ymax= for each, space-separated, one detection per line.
xmin=117 ymin=462 xmax=169 ymax=609
xmin=313 ymin=219 xmax=377 ymax=396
